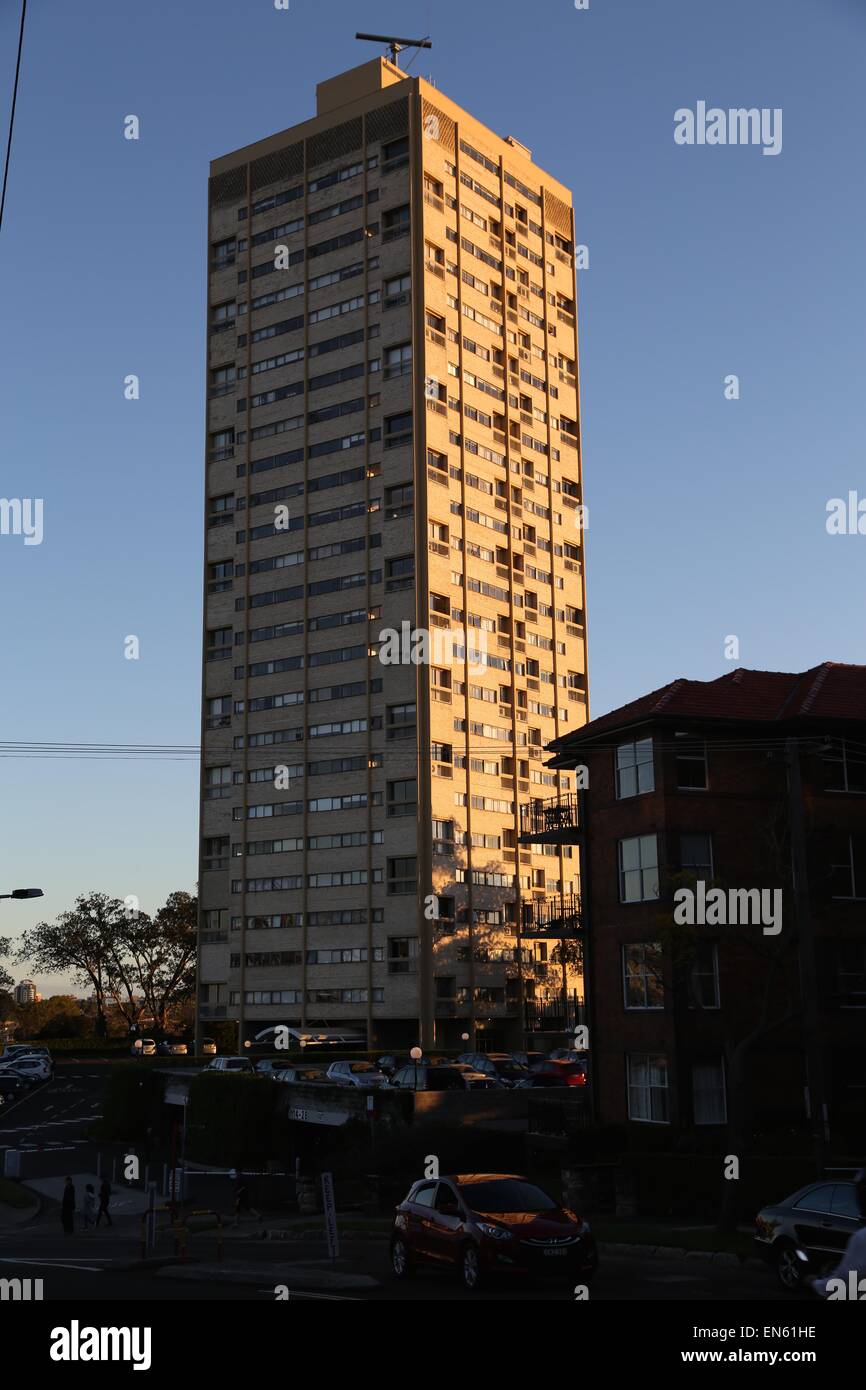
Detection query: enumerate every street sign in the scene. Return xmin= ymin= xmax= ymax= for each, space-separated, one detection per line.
xmin=321 ymin=1170 xmax=339 ymax=1260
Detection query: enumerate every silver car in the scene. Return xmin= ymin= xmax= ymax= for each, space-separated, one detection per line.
xmin=326 ymin=1060 xmax=387 ymax=1089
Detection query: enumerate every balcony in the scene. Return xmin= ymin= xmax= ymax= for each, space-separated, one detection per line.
xmin=524 ymin=996 xmax=585 ymax=1033
xmin=519 ymin=792 xmax=581 ymax=844
xmin=520 ymin=894 xmax=582 ymax=939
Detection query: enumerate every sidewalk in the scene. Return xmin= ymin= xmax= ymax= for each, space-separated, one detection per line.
xmin=23 ymin=1174 xmax=152 ymax=1216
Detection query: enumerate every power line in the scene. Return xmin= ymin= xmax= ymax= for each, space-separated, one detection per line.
xmin=0 ymin=0 xmax=26 ymax=236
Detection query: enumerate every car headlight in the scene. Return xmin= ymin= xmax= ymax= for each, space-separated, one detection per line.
xmin=477 ymin=1222 xmax=512 ymax=1241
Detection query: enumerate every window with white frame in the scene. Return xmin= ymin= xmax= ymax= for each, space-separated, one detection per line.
xmin=829 ymin=833 xmax=866 ymax=899
xmin=622 ymin=942 xmax=664 ymax=1009
xmin=627 ymin=1053 xmax=669 ymax=1123
xmin=692 ymin=1061 xmax=726 ymax=1125
xmin=619 ymin=834 xmax=659 ymax=903
xmin=823 ymin=739 xmax=866 ymax=793
xmin=689 ymin=941 xmax=720 ymax=1008
xmin=675 ymin=735 xmax=708 ymax=789
xmin=615 ymin=737 xmax=654 ymax=798
xmin=680 ymin=831 xmax=713 ymax=881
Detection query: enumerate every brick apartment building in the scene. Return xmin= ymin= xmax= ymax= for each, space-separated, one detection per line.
xmin=197 ymin=56 xmax=588 ymax=1052
xmin=524 ymin=663 xmax=866 ymax=1145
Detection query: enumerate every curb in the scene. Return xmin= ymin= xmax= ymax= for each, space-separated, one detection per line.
xmin=600 ymin=1240 xmax=765 ymax=1270
xmin=156 ymin=1261 xmax=379 ymax=1292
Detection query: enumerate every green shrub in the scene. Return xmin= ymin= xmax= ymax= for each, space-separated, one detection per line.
xmin=186 ymin=1074 xmax=280 ymax=1166
xmin=97 ymin=1064 xmax=165 ymax=1141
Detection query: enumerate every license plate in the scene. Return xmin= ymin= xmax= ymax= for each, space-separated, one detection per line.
xmin=543 ymin=1247 xmax=568 ymax=1257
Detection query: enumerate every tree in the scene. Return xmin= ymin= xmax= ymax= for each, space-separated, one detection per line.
xmin=16 ymin=890 xmax=198 ymax=1040
xmin=0 ymin=937 xmax=13 ymax=996
xmin=17 ymin=893 xmax=130 ymax=1037
xmin=550 ymin=936 xmax=584 ymax=1030
xmin=136 ymin=891 xmax=197 ymax=1034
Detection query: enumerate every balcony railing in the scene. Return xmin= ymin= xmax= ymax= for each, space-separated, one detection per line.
xmin=521 ymin=894 xmax=582 ymax=939
xmin=519 ymin=792 xmax=581 ymax=843
xmin=524 ymin=995 xmax=585 ymax=1033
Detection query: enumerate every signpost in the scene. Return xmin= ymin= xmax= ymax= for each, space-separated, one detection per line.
xmin=321 ymin=1171 xmax=339 ymax=1262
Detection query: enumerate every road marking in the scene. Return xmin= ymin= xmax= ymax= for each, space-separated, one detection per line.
xmin=255 ymin=1288 xmax=360 ymax=1300
xmin=0 ymin=1258 xmax=104 ymax=1273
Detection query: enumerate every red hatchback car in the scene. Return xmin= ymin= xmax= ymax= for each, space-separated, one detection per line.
xmin=391 ymin=1173 xmax=598 ymax=1290
xmin=526 ymin=1058 xmax=589 ymax=1088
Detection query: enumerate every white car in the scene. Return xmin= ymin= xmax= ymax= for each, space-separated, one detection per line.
xmin=205 ymin=1056 xmax=255 ymax=1074
xmin=0 ymin=1055 xmax=52 ymax=1084
xmin=131 ymin=1038 xmax=157 ymax=1056
xmin=326 ymin=1060 xmax=387 ymax=1089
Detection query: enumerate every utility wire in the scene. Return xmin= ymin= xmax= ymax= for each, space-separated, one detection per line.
xmin=0 ymin=0 xmax=26 ymax=236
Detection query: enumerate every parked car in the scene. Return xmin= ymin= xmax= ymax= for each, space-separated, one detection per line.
xmin=255 ymin=1058 xmax=284 ymax=1077
xmin=0 ymin=1074 xmax=26 ymax=1099
xmin=389 ymin=1063 xmax=466 ymax=1092
xmin=754 ymin=1179 xmax=864 ymax=1290
xmin=391 ymin=1173 xmax=598 ymax=1290
xmin=200 ymin=1038 xmax=218 ymax=1056
xmin=2 ymin=1044 xmax=34 ymax=1058
xmin=523 ymin=1058 xmax=589 ymax=1089
xmin=456 ymin=1053 xmax=529 ymax=1087
xmin=130 ymin=1038 xmax=157 ymax=1056
xmin=449 ymin=1063 xmax=502 ymax=1090
xmin=549 ymin=1048 xmax=589 ymax=1063
xmin=169 ymin=1041 xmax=189 ymax=1056
xmin=204 ymin=1056 xmax=256 ymax=1074
xmin=0 ymin=1055 xmax=52 ymax=1084
xmin=376 ymin=1054 xmax=408 ymax=1077
xmin=326 ymin=1060 xmax=387 ymax=1089
xmin=272 ymin=1065 xmax=329 ymax=1084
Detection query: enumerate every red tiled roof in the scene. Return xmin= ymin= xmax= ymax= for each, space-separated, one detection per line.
xmin=551 ymin=663 xmax=866 ymax=747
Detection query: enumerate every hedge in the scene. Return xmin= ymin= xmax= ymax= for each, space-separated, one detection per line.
xmin=186 ymin=1073 xmax=283 ymax=1166
xmin=97 ymin=1064 xmax=166 ymax=1141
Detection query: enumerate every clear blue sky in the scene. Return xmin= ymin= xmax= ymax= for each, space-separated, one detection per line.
xmin=1 ymin=0 xmax=863 ymax=993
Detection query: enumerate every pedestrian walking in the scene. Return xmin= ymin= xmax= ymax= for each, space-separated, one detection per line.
xmin=96 ymin=1176 xmax=113 ymax=1227
xmin=83 ymin=1183 xmax=97 ymax=1230
xmin=233 ymin=1172 xmax=261 ymax=1226
xmin=60 ymin=1176 xmax=75 ymax=1236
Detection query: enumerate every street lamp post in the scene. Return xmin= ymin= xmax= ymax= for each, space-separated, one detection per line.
xmin=410 ymin=1045 xmax=422 ymax=1091
xmin=0 ymin=889 xmax=43 ymax=901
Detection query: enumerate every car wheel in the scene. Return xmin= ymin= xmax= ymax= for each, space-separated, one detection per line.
xmin=459 ymin=1243 xmax=482 ymax=1292
xmin=391 ymin=1237 xmax=415 ymax=1280
xmin=775 ymin=1241 xmax=805 ymax=1291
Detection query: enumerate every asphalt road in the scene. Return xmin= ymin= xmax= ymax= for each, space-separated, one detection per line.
xmin=0 ymin=1221 xmax=789 ymax=1302
xmin=0 ymin=1065 xmax=790 ymax=1303
xmin=0 ymin=1064 xmax=104 ymax=1168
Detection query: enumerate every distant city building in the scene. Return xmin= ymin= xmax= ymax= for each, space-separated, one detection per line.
xmin=14 ymin=980 xmax=36 ymax=1006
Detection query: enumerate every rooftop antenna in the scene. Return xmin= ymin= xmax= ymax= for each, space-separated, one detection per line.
xmin=355 ymin=32 xmax=432 ymax=68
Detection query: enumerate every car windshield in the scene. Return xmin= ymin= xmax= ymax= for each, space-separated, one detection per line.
xmin=458 ymin=1179 xmax=557 ymax=1213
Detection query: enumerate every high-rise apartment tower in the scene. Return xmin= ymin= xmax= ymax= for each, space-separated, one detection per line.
xmin=198 ymin=57 xmax=588 ymax=1052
